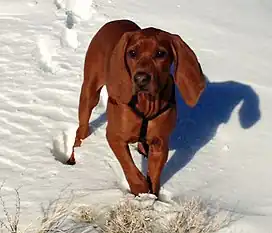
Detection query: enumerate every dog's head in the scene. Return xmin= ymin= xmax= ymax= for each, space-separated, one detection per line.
xmin=107 ymin=27 xmax=206 ymax=106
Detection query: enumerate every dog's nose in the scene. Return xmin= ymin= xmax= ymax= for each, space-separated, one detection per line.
xmin=133 ymin=72 xmax=151 ymax=87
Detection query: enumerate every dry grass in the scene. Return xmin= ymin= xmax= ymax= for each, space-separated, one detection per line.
xmin=0 ymin=181 xmax=231 ymax=233
xmin=50 ymin=195 xmax=231 ymax=233
xmin=73 ymin=205 xmax=99 ymax=224
xmin=34 ymin=189 xmax=104 ymax=233
xmin=0 ymin=183 xmax=75 ymax=233
xmin=103 ymin=200 xmax=156 ymax=233
xmin=35 ymin=189 xmax=76 ymax=233
xmin=0 ymin=182 xmax=21 ymax=233
xmin=166 ymin=197 xmax=230 ymax=233
xmin=98 ymin=197 xmax=230 ymax=233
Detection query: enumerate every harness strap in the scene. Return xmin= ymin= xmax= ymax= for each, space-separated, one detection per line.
xmin=139 ymin=118 xmax=148 ymax=143
xmin=128 ymin=82 xmax=176 ymax=144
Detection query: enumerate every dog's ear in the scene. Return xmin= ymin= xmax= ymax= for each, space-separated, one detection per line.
xmin=170 ymin=34 xmax=206 ymax=107
xmin=107 ymin=32 xmax=133 ymax=104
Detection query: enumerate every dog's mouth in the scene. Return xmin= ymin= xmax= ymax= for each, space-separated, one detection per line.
xmin=134 ymin=79 xmax=169 ymax=99
xmin=135 ymin=85 xmax=149 ymax=93
xmin=134 ymin=84 xmax=157 ymax=96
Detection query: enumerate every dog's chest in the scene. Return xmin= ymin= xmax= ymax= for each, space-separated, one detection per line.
xmin=135 ymin=93 xmax=165 ymax=118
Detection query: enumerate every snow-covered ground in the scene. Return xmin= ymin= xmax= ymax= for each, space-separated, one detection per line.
xmin=0 ymin=0 xmax=272 ymax=232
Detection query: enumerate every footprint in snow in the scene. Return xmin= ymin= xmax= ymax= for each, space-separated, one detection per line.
xmin=60 ymin=27 xmax=79 ymax=49
xmin=33 ymin=36 xmax=57 ymax=73
xmin=52 ymin=125 xmax=77 ymax=164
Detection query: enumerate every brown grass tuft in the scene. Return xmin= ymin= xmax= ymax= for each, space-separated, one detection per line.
xmin=103 ymin=200 xmax=156 ymax=233
xmin=167 ymin=197 xmax=230 ymax=233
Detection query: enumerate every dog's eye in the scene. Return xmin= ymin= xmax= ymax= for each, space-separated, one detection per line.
xmin=155 ymin=50 xmax=167 ymax=59
xmin=128 ymin=49 xmax=137 ymax=58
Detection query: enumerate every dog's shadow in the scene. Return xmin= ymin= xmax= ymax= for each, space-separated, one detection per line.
xmin=160 ymin=77 xmax=261 ymax=185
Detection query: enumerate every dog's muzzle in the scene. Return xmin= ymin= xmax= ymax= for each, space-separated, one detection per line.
xmin=133 ymin=72 xmax=151 ymax=91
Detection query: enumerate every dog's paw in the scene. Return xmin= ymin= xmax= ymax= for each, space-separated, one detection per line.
xmin=66 ymin=151 xmax=76 ymax=165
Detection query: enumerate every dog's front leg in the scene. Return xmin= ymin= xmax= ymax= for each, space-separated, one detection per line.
xmin=106 ymin=133 xmax=149 ymax=196
xmin=147 ymin=138 xmax=169 ymax=196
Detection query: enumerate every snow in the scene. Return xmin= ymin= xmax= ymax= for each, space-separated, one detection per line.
xmin=0 ymin=0 xmax=272 ymax=232
xmin=34 ymin=35 xmax=58 ymax=72
xmin=60 ymin=27 xmax=79 ymax=49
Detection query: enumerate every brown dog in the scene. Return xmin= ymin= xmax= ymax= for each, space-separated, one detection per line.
xmin=67 ymin=19 xmax=206 ymax=196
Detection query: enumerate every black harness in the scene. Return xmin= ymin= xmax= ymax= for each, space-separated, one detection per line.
xmin=108 ymin=82 xmax=176 ymax=194
xmin=128 ymin=82 xmax=176 ymax=144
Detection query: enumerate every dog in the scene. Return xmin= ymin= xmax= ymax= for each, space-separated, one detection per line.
xmin=67 ymin=19 xmax=206 ymax=196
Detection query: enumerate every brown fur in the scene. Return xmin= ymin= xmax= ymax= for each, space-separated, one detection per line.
xmin=67 ymin=20 xmax=206 ymax=196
